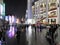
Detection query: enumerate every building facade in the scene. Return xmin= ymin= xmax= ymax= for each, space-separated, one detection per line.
xmin=0 ymin=0 xmax=3 ymax=3
xmin=32 ymin=0 xmax=59 ymax=24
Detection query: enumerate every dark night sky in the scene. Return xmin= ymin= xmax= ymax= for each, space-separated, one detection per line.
xmin=4 ymin=0 xmax=27 ymax=18
xmin=4 ymin=0 xmax=37 ymax=18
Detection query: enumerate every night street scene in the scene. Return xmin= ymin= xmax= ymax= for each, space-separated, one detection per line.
xmin=0 ymin=0 xmax=60 ymax=45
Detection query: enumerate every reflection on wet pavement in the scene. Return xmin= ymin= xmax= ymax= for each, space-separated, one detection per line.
xmin=1 ymin=26 xmax=60 ymax=45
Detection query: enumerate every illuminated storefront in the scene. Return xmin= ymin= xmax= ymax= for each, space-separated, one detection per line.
xmin=32 ymin=0 xmax=59 ymax=24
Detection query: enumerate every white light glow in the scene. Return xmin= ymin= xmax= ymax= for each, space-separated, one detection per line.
xmin=9 ymin=16 xmax=12 ymax=24
xmin=5 ymin=16 xmax=9 ymax=21
xmin=8 ymin=26 xmax=15 ymax=38
xmin=28 ymin=25 xmax=32 ymax=37
xmin=0 ymin=16 xmax=3 ymax=19
xmin=27 ymin=19 xmax=32 ymax=24
xmin=12 ymin=16 xmax=15 ymax=23
xmin=12 ymin=26 xmax=15 ymax=36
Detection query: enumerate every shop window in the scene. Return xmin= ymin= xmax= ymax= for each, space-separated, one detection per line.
xmin=51 ymin=19 xmax=56 ymax=24
xmin=40 ymin=5 xmax=43 ymax=7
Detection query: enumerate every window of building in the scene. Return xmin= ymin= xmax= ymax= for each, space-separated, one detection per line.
xmin=51 ymin=19 xmax=56 ymax=24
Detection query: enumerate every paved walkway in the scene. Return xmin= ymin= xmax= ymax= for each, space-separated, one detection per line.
xmin=31 ymin=27 xmax=60 ymax=45
xmin=1 ymin=27 xmax=60 ymax=45
xmin=31 ymin=28 xmax=49 ymax=45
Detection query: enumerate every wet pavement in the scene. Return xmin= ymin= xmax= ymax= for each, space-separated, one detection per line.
xmin=1 ymin=26 xmax=60 ymax=45
xmin=31 ymin=28 xmax=49 ymax=45
xmin=5 ymin=31 xmax=27 ymax=45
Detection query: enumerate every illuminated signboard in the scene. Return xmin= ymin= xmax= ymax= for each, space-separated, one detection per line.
xmin=0 ymin=3 xmax=5 ymax=16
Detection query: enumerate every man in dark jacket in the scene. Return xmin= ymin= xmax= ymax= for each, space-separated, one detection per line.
xmin=46 ymin=22 xmax=58 ymax=45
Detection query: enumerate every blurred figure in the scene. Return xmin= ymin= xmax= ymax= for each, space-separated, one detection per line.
xmin=0 ymin=29 xmax=2 ymax=45
xmin=0 ymin=28 xmax=2 ymax=41
xmin=46 ymin=21 xmax=58 ymax=45
xmin=35 ymin=24 xmax=37 ymax=40
xmin=2 ymin=21 xmax=9 ymax=42
xmin=20 ymin=26 xmax=26 ymax=45
xmin=36 ymin=21 xmax=41 ymax=32
xmin=36 ymin=21 xmax=46 ymax=33
xmin=2 ymin=30 xmax=6 ymax=42
xmin=21 ymin=17 xmax=25 ymax=24
xmin=16 ymin=26 xmax=21 ymax=44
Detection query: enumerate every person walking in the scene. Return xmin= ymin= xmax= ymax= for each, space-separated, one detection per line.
xmin=46 ymin=21 xmax=58 ymax=45
xmin=16 ymin=26 xmax=21 ymax=45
